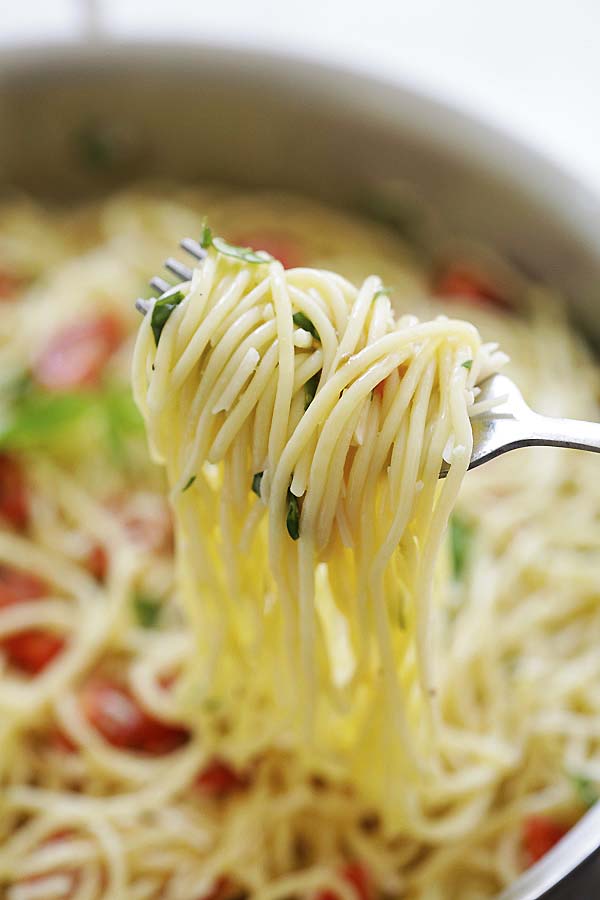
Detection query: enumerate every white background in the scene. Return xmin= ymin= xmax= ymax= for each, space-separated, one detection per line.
xmin=3 ymin=0 xmax=600 ymax=196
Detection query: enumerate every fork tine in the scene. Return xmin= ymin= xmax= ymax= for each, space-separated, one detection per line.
xmin=180 ymin=237 xmax=207 ymax=262
xmin=135 ymin=297 xmax=152 ymax=315
xmin=150 ymin=276 xmax=171 ymax=295
xmin=165 ymin=257 xmax=193 ymax=281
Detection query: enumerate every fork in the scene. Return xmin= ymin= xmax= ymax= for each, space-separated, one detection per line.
xmin=137 ymin=239 xmax=600 ymax=477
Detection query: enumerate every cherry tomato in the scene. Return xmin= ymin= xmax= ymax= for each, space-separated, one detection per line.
xmin=314 ymin=861 xmax=373 ymax=900
xmin=196 ymin=758 xmax=246 ymax=797
xmin=197 ymin=876 xmax=231 ymax=900
xmin=0 ymin=271 xmax=23 ymax=299
xmin=81 ymin=678 xmax=190 ymax=754
xmin=34 ymin=314 xmax=123 ymax=391
xmin=0 ymin=565 xmax=64 ymax=674
xmin=231 ymin=231 xmax=302 ymax=269
xmin=435 ymin=265 xmax=509 ymax=310
xmin=0 ymin=453 xmax=29 ymax=530
xmin=373 ymin=364 xmax=408 ymax=399
xmin=523 ymin=815 xmax=569 ymax=864
xmin=85 ymin=543 xmax=108 ymax=581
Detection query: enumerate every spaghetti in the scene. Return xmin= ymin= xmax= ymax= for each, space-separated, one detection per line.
xmin=0 ymin=187 xmax=598 ymax=899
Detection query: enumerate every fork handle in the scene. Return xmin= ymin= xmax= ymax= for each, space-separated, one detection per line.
xmin=527 ymin=412 xmax=600 ymax=454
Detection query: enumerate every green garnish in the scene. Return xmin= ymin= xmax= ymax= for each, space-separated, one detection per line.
xmin=133 ymin=594 xmax=162 ymax=628
xmin=450 ymin=515 xmax=472 ymax=579
xmin=304 ymin=372 xmax=320 ymax=410
xmin=252 ymin=471 xmax=264 ymax=497
xmin=374 ymin=286 xmax=392 ymax=299
xmin=462 ymin=360 xmax=473 ymax=370
xmin=0 ymin=383 xmax=143 ymax=456
xmin=200 ymin=223 xmax=213 ymax=249
xmin=569 ymin=773 xmax=599 ymax=809
xmin=151 ymin=288 xmax=185 ymax=346
xmin=76 ymin=123 xmax=118 ymax=171
xmin=182 ymin=475 xmax=196 ymax=492
xmin=292 ymin=312 xmax=320 ymax=342
xmin=200 ymin=224 xmax=272 ymax=264
xmin=286 ymin=490 xmax=300 ymax=540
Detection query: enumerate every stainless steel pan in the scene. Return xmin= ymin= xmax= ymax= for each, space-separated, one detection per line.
xmin=1 ymin=42 xmax=599 ymax=899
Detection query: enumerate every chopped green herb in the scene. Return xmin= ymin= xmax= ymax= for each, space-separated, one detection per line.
xmin=252 ymin=471 xmax=264 ymax=497
xmin=76 ymin=123 xmax=118 ymax=171
xmin=0 ymin=382 xmax=143 ymax=455
xmin=462 ymin=360 xmax=473 ymax=370
xmin=199 ymin=225 xmax=272 ymax=264
xmin=200 ymin=222 xmax=213 ymax=249
xmin=450 ymin=516 xmax=472 ymax=579
xmin=182 ymin=475 xmax=196 ymax=492
xmin=292 ymin=312 xmax=320 ymax=341
xmin=304 ymin=372 xmax=320 ymax=410
xmin=374 ymin=286 xmax=392 ymax=299
xmin=150 ymin=288 xmax=185 ymax=346
xmin=286 ymin=490 xmax=300 ymax=540
xmin=133 ymin=594 xmax=162 ymax=628
xmin=569 ymin=772 xmax=599 ymax=809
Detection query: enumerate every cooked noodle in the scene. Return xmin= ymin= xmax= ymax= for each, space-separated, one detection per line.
xmin=0 ymin=188 xmax=598 ymax=900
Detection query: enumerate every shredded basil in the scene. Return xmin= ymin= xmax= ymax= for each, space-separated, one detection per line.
xmin=0 ymin=383 xmax=143 ymax=455
xmin=450 ymin=516 xmax=472 ymax=579
xmin=150 ymin=288 xmax=185 ymax=346
xmin=292 ymin=312 xmax=320 ymax=341
xmin=133 ymin=593 xmax=162 ymax=628
xmin=199 ymin=224 xmax=272 ymax=264
xmin=182 ymin=475 xmax=196 ymax=492
xmin=251 ymin=471 xmax=264 ymax=497
xmin=304 ymin=372 xmax=320 ymax=410
xmin=569 ymin=773 xmax=599 ymax=809
xmin=462 ymin=360 xmax=473 ymax=370
xmin=286 ymin=490 xmax=300 ymax=540
xmin=374 ymin=286 xmax=392 ymax=299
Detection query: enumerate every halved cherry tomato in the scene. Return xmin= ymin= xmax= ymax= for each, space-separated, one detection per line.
xmin=196 ymin=758 xmax=247 ymax=797
xmin=523 ymin=815 xmax=569 ymax=864
xmin=33 ymin=314 xmax=123 ymax=391
xmin=197 ymin=876 xmax=231 ymax=900
xmin=373 ymin=364 xmax=408 ymax=400
xmin=49 ymin=728 xmax=77 ymax=753
xmin=435 ymin=265 xmax=509 ymax=311
xmin=314 ymin=861 xmax=373 ymax=900
xmin=0 ymin=565 xmax=65 ymax=674
xmin=0 ymin=271 xmax=23 ymax=299
xmin=231 ymin=232 xmax=302 ymax=269
xmin=85 ymin=543 xmax=108 ymax=581
xmin=81 ymin=678 xmax=190 ymax=754
xmin=0 ymin=453 xmax=29 ymax=530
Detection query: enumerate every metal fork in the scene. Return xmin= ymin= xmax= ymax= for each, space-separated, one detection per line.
xmin=137 ymin=240 xmax=600 ymax=477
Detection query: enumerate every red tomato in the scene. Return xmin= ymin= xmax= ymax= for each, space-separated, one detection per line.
xmin=523 ymin=816 xmax=569 ymax=864
xmin=231 ymin=232 xmax=302 ymax=269
xmin=197 ymin=876 xmax=231 ymax=900
xmin=0 ymin=565 xmax=64 ymax=674
xmin=314 ymin=862 xmax=373 ymax=900
xmin=3 ymin=631 xmax=65 ymax=674
xmin=435 ymin=265 xmax=509 ymax=310
xmin=0 ymin=453 xmax=29 ymax=529
xmin=49 ymin=728 xmax=77 ymax=753
xmin=0 ymin=271 xmax=23 ymax=299
xmin=85 ymin=543 xmax=108 ymax=581
xmin=33 ymin=314 xmax=123 ymax=391
xmin=373 ymin=364 xmax=408 ymax=400
xmin=196 ymin=758 xmax=246 ymax=797
xmin=81 ymin=678 xmax=190 ymax=754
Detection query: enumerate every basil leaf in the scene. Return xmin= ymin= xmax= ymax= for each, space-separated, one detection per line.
xmin=304 ymin=372 xmax=320 ymax=410
xmin=286 ymin=490 xmax=300 ymax=540
xmin=450 ymin=516 xmax=472 ymax=579
xmin=182 ymin=475 xmax=196 ymax=492
xmin=200 ymin=223 xmax=213 ymax=249
xmin=151 ymin=288 xmax=185 ymax=346
xmin=292 ymin=312 xmax=320 ymax=341
xmin=569 ymin=773 xmax=599 ymax=809
xmin=133 ymin=594 xmax=162 ymax=628
xmin=211 ymin=236 xmax=272 ymax=264
xmin=462 ymin=360 xmax=473 ymax=370
xmin=252 ymin=471 xmax=264 ymax=497
xmin=374 ymin=286 xmax=392 ymax=299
